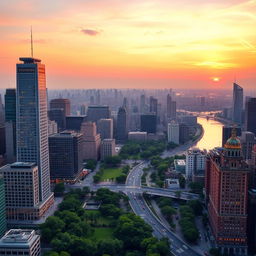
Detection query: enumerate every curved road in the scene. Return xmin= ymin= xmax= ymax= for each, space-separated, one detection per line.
xmin=126 ymin=162 xmax=202 ymax=256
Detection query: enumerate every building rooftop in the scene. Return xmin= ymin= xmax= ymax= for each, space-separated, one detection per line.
xmin=19 ymin=57 xmax=41 ymax=64
xmin=0 ymin=229 xmax=39 ymax=248
xmin=10 ymin=162 xmax=36 ymax=168
xmin=175 ymin=160 xmax=186 ymax=166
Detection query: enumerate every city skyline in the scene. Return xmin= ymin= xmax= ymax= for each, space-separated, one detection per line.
xmin=1 ymin=0 xmax=256 ymax=90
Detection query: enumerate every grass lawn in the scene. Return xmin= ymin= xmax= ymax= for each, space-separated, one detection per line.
xmin=91 ymin=228 xmax=114 ymax=240
xmin=100 ymin=168 xmax=123 ymax=181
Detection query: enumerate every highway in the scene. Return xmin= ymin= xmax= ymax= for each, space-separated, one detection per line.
xmin=126 ymin=162 xmax=202 ymax=256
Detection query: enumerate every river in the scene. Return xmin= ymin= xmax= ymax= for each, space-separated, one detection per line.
xmin=193 ymin=117 xmax=223 ymax=151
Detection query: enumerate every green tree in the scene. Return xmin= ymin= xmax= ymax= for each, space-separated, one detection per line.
xmin=99 ymin=204 xmax=122 ymax=218
xmin=59 ymin=197 xmax=82 ymax=212
xmin=116 ymin=174 xmax=127 ymax=184
xmin=40 ymin=216 xmax=65 ymax=243
xmin=94 ymin=174 xmax=101 ymax=183
xmin=187 ymin=200 xmax=203 ymax=216
xmin=69 ymin=237 xmax=97 ymax=256
xmin=54 ymin=183 xmax=65 ymax=196
xmin=51 ymin=232 xmax=73 ymax=252
xmin=85 ymin=159 xmax=97 ymax=170
xmin=97 ymin=239 xmax=123 ymax=256
xmin=104 ymin=156 xmax=121 ymax=167
xmin=43 ymin=251 xmax=59 ymax=256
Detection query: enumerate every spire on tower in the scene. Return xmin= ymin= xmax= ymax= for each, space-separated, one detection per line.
xmin=30 ymin=26 xmax=34 ymax=58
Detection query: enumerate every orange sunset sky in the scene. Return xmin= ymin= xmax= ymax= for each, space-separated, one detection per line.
xmin=0 ymin=0 xmax=256 ymax=90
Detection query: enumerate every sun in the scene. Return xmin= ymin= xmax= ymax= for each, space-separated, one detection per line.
xmin=212 ymin=77 xmax=220 ymax=82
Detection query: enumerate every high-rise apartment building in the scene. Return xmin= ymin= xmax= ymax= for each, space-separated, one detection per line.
xmin=185 ymin=148 xmax=206 ymax=180
xmin=167 ymin=122 xmax=179 ymax=144
xmin=48 ymin=108 xmax=66 ymax=131
xmin=206 ymin=130 xmax=249 ymax=255
xmin=232 ymin=83 xmax=243 ymax=124
xmin=49 ymin=131 xmax=83 ymax=181
xmin=50 ymin=98 xmax=71 ymax=116
xmin=16 ymin=57 xmax=53 ymax=209
xmin=0 ymin=175 xmax=6 ymax=237
xmin=101 ymin=139 xmax=116 ymax=160
xmin=245 ymin=98 xmax=256 ymax=135
xmin=81 ymin=122 xmax=101 ymax=160
xmin=97 ymin=118 xmax=113 ymax=140
xmin=116 ymin=107 xmax=127 ymax=143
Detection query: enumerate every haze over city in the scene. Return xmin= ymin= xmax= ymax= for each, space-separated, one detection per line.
xmin=1 ymin=0 xmax=256 ymax=89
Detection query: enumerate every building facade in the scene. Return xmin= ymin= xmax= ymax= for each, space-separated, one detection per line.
xmin=16 ymin=57 xmax=53 ymax=211
xmin=141 ymin=114 xmax=156 ymax=134
xmin=116 ymin=107 xmax=128 ymax=143
xmin=97 ymin=118 xmax=113 ymax=140
xmin=233 ymin=83 xmax=243 ymax=124
xmin=206 ymin=131 xmax=249 ymax=255
xmin=49 ymin=131 xmax=83 ymax=181
xmin=245 ymin=98 xmax=256 ymax=135
xmin=101 ymin=139 xmax=116 ymax=160
xmin=167 ymin=122 xmax=179 ymax=144
xmin=49 ymin=98 xmax=71 ymax=116
xmin=81 ymin=122 xmax=101 ymax=160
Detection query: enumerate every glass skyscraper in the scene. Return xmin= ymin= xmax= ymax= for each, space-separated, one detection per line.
xmin=16 ymin=57 xmax=51 ymax=202
xmin=232 ymin=83 xmax=243 ymax=124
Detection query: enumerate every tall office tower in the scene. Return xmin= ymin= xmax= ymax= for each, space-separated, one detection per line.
xmin=205 ymin=130 xmax=249 ymax=255
xmin=245 ymin=98 xmax=256 ymax=135
xmin=116 ymin=107 xmax=128 ymax=143
xmin=101 ymin=139 xmax=116 ymax=160
xmin=240 ymin=131 xmax=255 ymax=160
xmin=167 ymin=94 xmax=176 ymax=120
xmin=167 ymin=122 xmax=179 ymax=144
xmin=4 ymin=89 xmax=16 ymax=163
xmin=0 ymin=175 xmax=6 ymax=237
xmin=48 ymin=108 xmax=66 ymax=131
xmin=16 ymin=57 xmax=54 ymax=209
xmin=97 ymin=119 xmax=113 ymax=140
xmin=149 ymin=96 xmax=158 ymax=114
xmin=140 ymin=114 xmax=157 ymax=134
xmin=49 ymin=131 xmax=83 ymax=181
xmin=232 ymin=83 xmax=243 ymax=124
xmin=0 ymin=229 xmax=41 ymax=256
xmin=248 ymin=189 xmax=256 ymax=253
xmin=87 ymin=106 xmax=111 ymax=123
xmin=49 ymin=98 xmax=71 ymax=116
xmin=0 ymin=94 xmax=4 ymax=126
xmin=81 ymin=122 xmax=101 ymax=160
xmin=222 ymin=126 xmax=242 ymax=147
xmin=0 ymin=162 xmax=42 ymax=220
xmin=140 ymin=94 xmax=146 ymax=113
xmin=185 ymin=148 xmax=206 ymax=181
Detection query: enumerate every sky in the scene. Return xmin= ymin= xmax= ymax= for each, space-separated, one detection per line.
xmin=0 ymin=0 xmax=256 ymax=90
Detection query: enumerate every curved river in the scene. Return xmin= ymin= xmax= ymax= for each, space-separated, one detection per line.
xmin=193 ymin=117 xmax=223 ymax=151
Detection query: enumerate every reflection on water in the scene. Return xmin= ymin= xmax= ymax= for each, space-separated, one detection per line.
xmin=193 ymin=117 xmax=223 ymax=151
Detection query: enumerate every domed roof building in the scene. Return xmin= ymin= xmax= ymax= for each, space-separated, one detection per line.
xmin=224 ymin=128 xmax=241 ymax=149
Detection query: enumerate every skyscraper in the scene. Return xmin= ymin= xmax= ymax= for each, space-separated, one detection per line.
xmin=206 ymin=130 xmax=249 ymax=255
xmin=50 ymin=98 xmax=71 ymax=116
xmin=0 ymin=175 xmax=6 ymax=237
xmin=16 ymin=57 xmax=53 ymax=206
xmin=232 ymin=83 xmax=243 ymax=124
xmin=116 ymin=107 xmax=127 ymax=143
xmin=140 ymin=94 xmax=146 ymax=114
xmin=149 ymin=96 xmax=157 ymax=114
xmin=0 ymin=95 xmax=4 ymax=126
xmin=167 ymin=94 xmax=176 ymax=120
xmin=4 ymin=89 xmax=16 ymax=163
xmin=245 ymin=98 xmax=256 ymax=135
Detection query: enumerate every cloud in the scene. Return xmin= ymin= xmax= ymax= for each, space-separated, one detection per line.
xmin=81 ymin=29 xmax=100 ymax=36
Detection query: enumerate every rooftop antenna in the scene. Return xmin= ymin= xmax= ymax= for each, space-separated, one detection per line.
xmin=30 ymin=26 xmax=34 ymax=58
